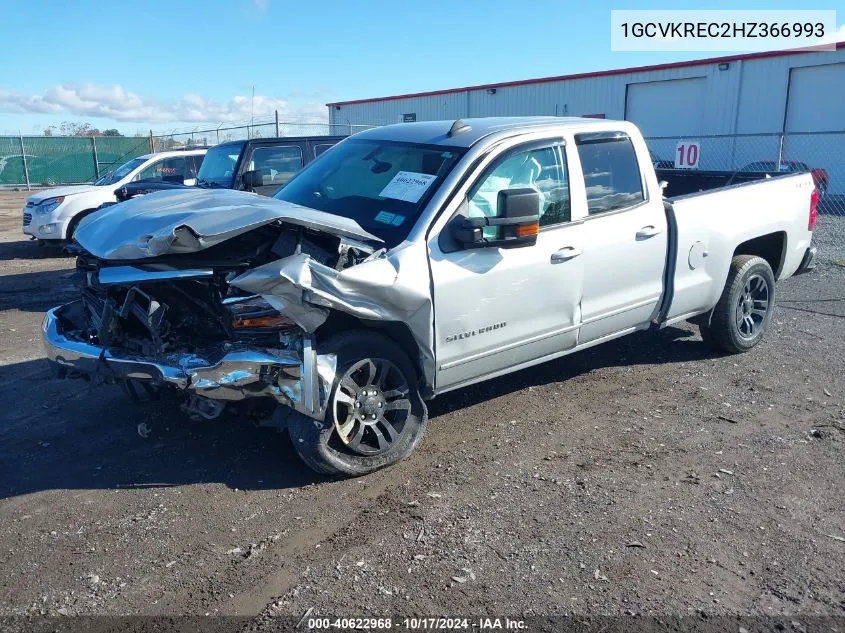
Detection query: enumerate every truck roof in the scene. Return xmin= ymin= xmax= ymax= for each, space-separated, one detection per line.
xmin=352 ymin=116 xmax=614 ymax=148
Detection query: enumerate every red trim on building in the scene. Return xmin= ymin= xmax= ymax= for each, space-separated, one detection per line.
xmin=326 ymin=42 xmax=844 ymax=107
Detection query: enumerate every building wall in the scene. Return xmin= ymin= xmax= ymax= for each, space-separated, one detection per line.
xmin=329 ymin=48 xmax=845 ymax=193
xmin=328 ymin=48 xmax=845 ymax=137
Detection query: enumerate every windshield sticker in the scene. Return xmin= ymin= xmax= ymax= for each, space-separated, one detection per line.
xmin=378 ymin=171 xmax=436 ymax=203
xmin=374 ymin=211 xmax=406 ymax=226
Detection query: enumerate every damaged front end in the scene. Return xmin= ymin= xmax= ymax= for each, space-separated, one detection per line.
xmin=43 ymin=220 xmax=386 ymax=420
xmin=43 ymin=189 xmax=436 ymax=426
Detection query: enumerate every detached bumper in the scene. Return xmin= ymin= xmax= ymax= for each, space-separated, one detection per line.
xmin=42 ymin=304 xmax=334 ymax=419
xmin=795 ymin=246 xmax=817 ymax=275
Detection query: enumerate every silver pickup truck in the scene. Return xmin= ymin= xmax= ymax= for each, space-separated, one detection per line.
xmin=43 ymin=117 xmax=818 ymax=476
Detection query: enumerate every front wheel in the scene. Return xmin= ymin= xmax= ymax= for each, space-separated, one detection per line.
xmin=700 ymin=255 xmax=775 ymax=354
xmin=288 ymin=331 xmax=428 ymax=476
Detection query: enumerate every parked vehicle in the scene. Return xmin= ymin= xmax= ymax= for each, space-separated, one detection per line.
xmin=738 ymin=160 xmax=829 ymax=199
xmin=43 ymin=117 xmax=817 ymax=476
xmin=112 ymin=136 xmax=346 ymax=202
xmin=22 ymin=148 xmax=207 ymax=244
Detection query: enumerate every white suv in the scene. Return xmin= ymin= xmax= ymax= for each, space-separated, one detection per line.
xmin=22 ymin=148 xmax=207 ymax=244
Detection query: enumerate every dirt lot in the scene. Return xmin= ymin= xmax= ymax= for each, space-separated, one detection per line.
xmin=0 ymin=190 xmax=843 ymax=625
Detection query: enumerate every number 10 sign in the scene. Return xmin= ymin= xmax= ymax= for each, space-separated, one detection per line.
xmin=675 ymin=141 xmax=700 ymax=169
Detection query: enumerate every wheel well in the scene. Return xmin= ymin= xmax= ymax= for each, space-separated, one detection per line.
xmin=65 ymin=208 xmax=99 ymax=240
xmin=733 ymin=232 xmax=786 ymax=278
xmin=316 ymin=313 xmax=426 ymax=389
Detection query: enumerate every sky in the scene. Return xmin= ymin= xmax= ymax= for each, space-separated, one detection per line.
xmin=0 ymin=0 xmax=842 ymax=136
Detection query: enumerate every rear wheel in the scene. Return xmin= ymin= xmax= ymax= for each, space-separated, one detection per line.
xmin=287 ymin=331 xmax=428 ymax=477
xmin=700 ymin=255 xmax=775 ymax=354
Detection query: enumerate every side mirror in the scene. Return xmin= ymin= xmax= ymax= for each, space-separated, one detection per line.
xmin=452 ymin=188 xmax=540 ymax=249
xmin=242 ymin=169 xmax=264 ymax=189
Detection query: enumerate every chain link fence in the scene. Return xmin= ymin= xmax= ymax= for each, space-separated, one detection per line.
xmin=1 ymin=115 xmax=374 ymax=189
xmin=644 ymin=131 xmax=844 ymax=264
xmin=0 ymin=135 xmax=151 ymax=188
xmin=149 ymin=120 xmax=373 ymax=153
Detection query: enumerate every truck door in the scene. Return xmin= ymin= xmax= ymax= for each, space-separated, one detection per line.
xmin=429 ymin=140 xmax=584 ymax=391
xmin=573 ymin=132 xmax=668 ymax=343
xmin=244 ymin=145 xmax=305 ymax=196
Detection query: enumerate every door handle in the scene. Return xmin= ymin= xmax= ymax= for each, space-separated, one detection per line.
xmin=636 ymin=225 xmax=662 ymax=240
xmin=551 ymin=246 xmax=583 ymax=262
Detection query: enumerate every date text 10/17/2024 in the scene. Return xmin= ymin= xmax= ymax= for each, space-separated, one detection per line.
xmin=307 ymin=617 xmax=528 ymax=630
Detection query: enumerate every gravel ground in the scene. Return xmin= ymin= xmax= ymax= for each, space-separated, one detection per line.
xmin=0 ymin=190 xmax=843 ymax=625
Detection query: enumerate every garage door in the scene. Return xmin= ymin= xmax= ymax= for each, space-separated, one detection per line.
xmin=785 ymin=62 xmax=845 ymax=133
xmin=784 ymin=62 xmax=845 ymax=196
xmin=625 ymin=78 xmax=705 ymax=137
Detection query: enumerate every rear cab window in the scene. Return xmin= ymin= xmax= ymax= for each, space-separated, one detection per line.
xmin=248 ymin=146 xmax=304 ymax=186
xmin=575 ymin=132 xmax=644 ymax=215
xmin=313 ymin=144 xmax=335 ymax=159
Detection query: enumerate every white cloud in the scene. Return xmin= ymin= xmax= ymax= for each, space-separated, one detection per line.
xmin=0 ymin=82 xmax=327 ymax=127
xmin=818 ymin=23 xmax=845 ymax=45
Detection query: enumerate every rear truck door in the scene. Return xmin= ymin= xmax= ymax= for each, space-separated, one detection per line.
xmin=243 ymin=144 xmax=305 ymax=196
xmin=572 ymin=131 xmax=668 ymax=343
xmin=428 ymin=138 xmax=586 ymax=392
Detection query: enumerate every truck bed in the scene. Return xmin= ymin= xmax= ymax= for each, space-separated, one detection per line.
xmin=660 ymin=171 xmax=816 ymax=326
xmin=656 ymin=167 xmax=773 ymax=198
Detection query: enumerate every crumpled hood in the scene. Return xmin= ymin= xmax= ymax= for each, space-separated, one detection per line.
xmin=73 ymin=188 xmax=382 ymax=260
xmin=26 ymin=184 xmax=104 ymax=204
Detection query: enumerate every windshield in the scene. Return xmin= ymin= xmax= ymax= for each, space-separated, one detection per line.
xmin=273 ymin=138 xmax=465 ymax=247
xmin=94 ymin=157 xmax=147 ymax=186
xmin=197 ymin=142 xmax=245 ymax=188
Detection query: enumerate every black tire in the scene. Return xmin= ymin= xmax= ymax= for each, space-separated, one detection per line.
xmin=287 ymin=331 xmax=428 ymax=477
xmin=701 ymin=255 xmax=775 ymax=354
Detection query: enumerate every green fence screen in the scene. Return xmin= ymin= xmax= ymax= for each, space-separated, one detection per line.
xmin=0 ymin=136 xmax=151 ymax=187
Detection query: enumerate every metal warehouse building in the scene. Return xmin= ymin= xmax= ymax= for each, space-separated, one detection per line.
xmin=327 ymin=44 xmax=845 ymax=196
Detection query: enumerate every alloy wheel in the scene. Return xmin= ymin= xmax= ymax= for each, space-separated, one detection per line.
xmin=332 ymin=358 xmax=411 ymax=456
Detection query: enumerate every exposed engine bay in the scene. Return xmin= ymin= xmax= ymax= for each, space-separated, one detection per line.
xmin=65 ymin=224 xmax=380 ymax=359
xmin=49 ymin=221 xmax=383 ymax=420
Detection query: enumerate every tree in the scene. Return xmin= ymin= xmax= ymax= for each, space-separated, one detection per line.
xmin=43 ymin=126 xmax=56 ymax=137
xmin=101 ymin=129 xmax=122 ymax=137
xmin=58 ymin=121 xmax=102 ymax=137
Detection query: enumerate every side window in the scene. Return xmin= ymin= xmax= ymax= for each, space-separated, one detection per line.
xmin=249 ymin=146 xmax=304 ymax=186
xmin=135 ymin=157 xmax=187 ymax=182
xmin=313 ymin=143 xmax=335 ymax=159
xmin=467 ymin=145 xmax=570 ymax=237
xmin=575 ymin=134 xmax=644 ymax=215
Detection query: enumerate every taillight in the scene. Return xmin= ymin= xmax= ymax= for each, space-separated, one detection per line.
xmin=808 ymin=189 xmax=819 ymax=231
